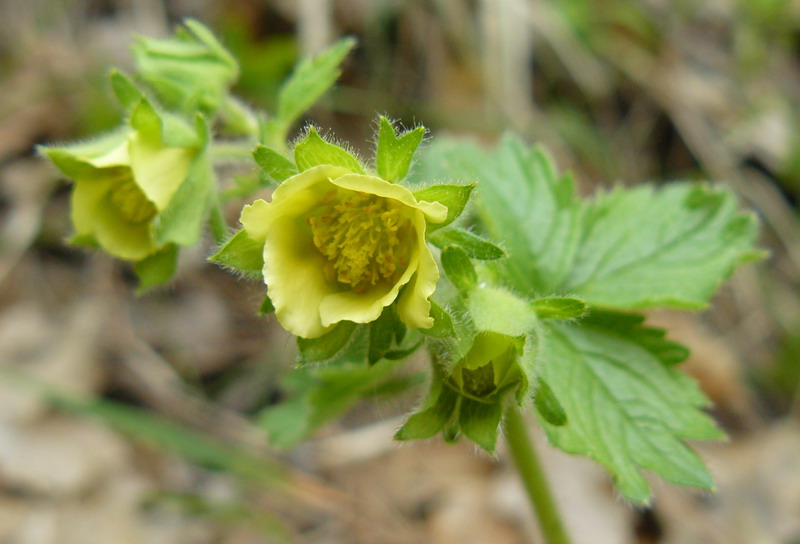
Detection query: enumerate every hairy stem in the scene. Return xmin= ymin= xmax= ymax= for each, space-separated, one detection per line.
xmin=504 ymin=407 xmax=571 ymax=544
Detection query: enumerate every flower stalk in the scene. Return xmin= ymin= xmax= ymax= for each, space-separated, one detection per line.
xmin=504 ymin=406 xmax=572 ymax=544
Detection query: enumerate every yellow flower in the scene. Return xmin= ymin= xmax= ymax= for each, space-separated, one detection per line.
xmin=241 ymin=165 xmax=448 ymax=338
xmin=42 ymin=103 xmax=200 ymax=262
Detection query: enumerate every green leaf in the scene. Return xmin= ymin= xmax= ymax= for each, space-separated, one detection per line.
xmin=422 ymin=300 xmax=456 ymax=338
xmin=209 ymin=229 xmax=265 ymax=277
xmin=562 ymin=183 xmax=762 ymax=309
xmin=265 ymin=37 xmax=356 ymax=145
xmin=293 ymin=126 xmax=365 ymax=173
xmin=416 ymin=136 xmax=760 ymax=307
xmin=134 ymin=244 xmax=178 ymax=293
xmin=412 ymin=183 xmax=475 ymax=232
xmin=532 ymin=296 xmax=587 ymax=320
xmin=441 ymin=245 xmax=477 ymax=293
xmin=537 ymin=316 xmax=724 ymax=504
xmin=252 ymin=144 xmax=298 ymax=183
xmin=156 ymin=152 xmax=213 ymax=247
xmin=260 ymin=358 xmax=403 ymax=448
xmin=296 ymin=321 xmax=358 ymax=365
xmin=428 ymin=228 xmax=506 ymax=260
xmin=533 ymin=378 xmax=567 ymax=426
xmin=109 ymin=70 xmax=142 ymax=109
xmin=375 ymin=116 xmax=426 ymax=182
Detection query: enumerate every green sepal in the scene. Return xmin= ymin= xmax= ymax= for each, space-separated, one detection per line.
xmin=368 ymin=306 xmax=406 ymax=365
xmin=109 ymin=70 xmax=143 ymax=110
xmin=67 ymin=233 xmax=100 ymax=249
xmin=129 ymin=98 xmax=162 ymax=140
xmin=209 ymin=229 xmax=265 ymax=278
xmin=263 ymin=37 xmax=356 ymax=146
xmin=428 ymin=228 xmax=505 ymax=260
xmin=293 ymin=126 xmax=365 ymax=174
xmin=296 ymin=321 xmax=359 ymax=365
xmin=259 ymin=294 xmax=275 ymax=315
xmin=252 ymin=144 xmax=298 ymax=184
xmin=375 ymin=116 xmax=426 ymax=182
xmin=413 ymin=183 xmax=475 ymax=232
xmin=460 ymin=398 xmax=503 ymax=453
xmin=395 ymin=378 xmax=458 ymax=441
xmin=441 ymin=245 xmax=477 ymax=293
xmin=40 ymin=129 xmax=128 ymax=180
xmin=532 ymin=296 xmax=588 ymax=320
xmin=533 ymin=378 xmax=567 ymax=426
xmin=134 ymin=244 xmax=179 ymax=294
xmin=155 ymin=144 xmax=213 ymax=247
xmin=421 ymin=300 xmax=456 ymax=338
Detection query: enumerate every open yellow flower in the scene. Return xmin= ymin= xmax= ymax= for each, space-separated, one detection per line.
xmin=241 ymin=165 xmax=448 ymax=338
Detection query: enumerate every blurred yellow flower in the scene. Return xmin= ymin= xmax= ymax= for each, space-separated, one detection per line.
xmin=241 ymin=165 xmax=447 ymax=338
xmin=42 ymin=103 xmax=199 ymax=262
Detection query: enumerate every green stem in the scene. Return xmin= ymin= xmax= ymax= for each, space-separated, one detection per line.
xmin=210 ymin=141 xmax=255 ymax=162
xmin=504 ymin=407 xmax=572 ymax=544
xmin=209 ymin=199 xmax=228 ymax=245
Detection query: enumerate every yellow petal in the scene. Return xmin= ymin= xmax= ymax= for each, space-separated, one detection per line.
xmin=72 ymin=180 xmax=155 ymax=261
xmin=396 ymin=211 xmax=439 ymax=329
xmin=128 ymin=131 xmax=193 ymax=211
xmin=330 ymin=173 xmax=448 ymax=223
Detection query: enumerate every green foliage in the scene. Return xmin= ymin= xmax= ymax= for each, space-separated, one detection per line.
xmin=414 ymin=135 xmax=760 ymax=502
xmin=263 ymin=37 xmax=356 ymax=147
xmin=375 ymin=116 xmax=426 ymax=182
xmin=259 ymin=357 xmax=411 ymax=449
xmin=538 ymin=315 xmax=723 ymax=503
xmin=132 ymin=19 xmax=238 ymax=116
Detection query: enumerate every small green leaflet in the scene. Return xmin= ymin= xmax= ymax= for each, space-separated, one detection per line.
xmin=376 ymin=117 xmax=426 ymax=182
xmin=252 ymin=145 xmax=298 ymax=183
xmin=538 ymin=314 xmax=724 ymax=503
xmin=428 ymin=228 xmax=506 ymax=260
xmin=264 ymin=37 xmax=355 ymax=146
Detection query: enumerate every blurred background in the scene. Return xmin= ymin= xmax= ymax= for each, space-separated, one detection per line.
xmin=1 ymin=0 xmax=799 ymax=542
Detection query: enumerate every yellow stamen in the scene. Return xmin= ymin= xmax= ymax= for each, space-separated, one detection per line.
xmin=109 ymin=172 xmax=157 ymax=224
xmin=309 ymin=191 xmax=412 ymax=289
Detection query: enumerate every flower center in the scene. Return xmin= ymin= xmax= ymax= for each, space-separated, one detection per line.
xmin=109 ymin=172 xmax=158 ymax=224
xmin=308 ymin=191 xmax=412 ymax=290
